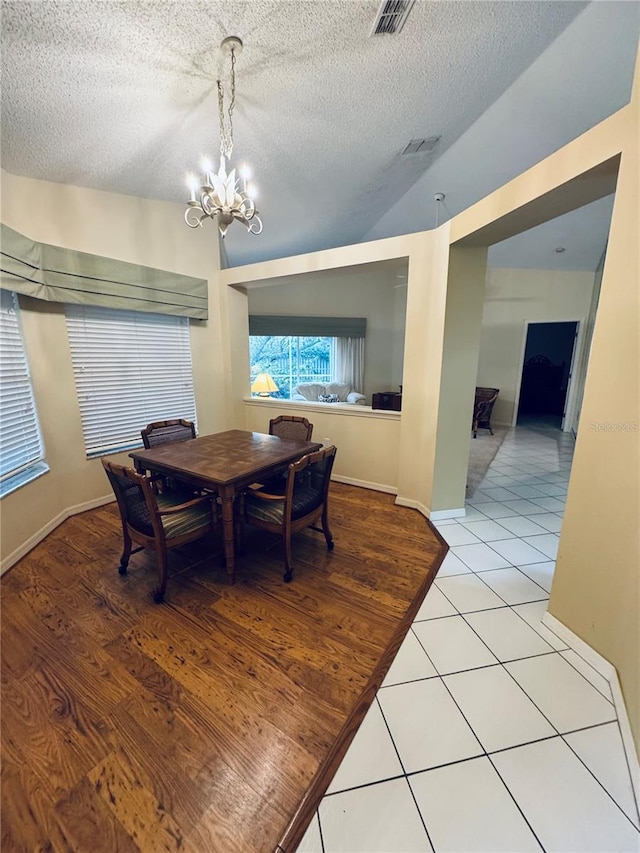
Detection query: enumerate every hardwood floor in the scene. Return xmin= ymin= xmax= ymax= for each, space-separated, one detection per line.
xmin=1 ymin=483 xmax=447 ymax=852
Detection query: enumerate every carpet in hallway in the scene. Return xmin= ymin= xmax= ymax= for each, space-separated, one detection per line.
xmin=466 ymin=426 xmax=509 ymax=498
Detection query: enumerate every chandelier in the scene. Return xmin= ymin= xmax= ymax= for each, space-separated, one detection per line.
xmin=185 ymin=36 xmax=262 ymax=238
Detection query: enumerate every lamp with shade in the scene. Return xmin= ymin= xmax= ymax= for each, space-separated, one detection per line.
xmin=251 ymin=372 xmax=278 ymax=397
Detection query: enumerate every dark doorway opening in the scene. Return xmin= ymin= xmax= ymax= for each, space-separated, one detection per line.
xmin=517 ymin=321 xmax=578 ymax=429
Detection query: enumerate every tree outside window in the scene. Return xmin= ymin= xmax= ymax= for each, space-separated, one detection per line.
xmin=249 ymin=336 xmax=332 ymax=399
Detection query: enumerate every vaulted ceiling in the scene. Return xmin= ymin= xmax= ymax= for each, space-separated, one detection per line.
xmin=1 ymin=1 xmax=638 ymax=270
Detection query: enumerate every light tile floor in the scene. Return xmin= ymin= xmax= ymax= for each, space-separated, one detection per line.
xmin=298 ymin=425 xmax=640 ymax=852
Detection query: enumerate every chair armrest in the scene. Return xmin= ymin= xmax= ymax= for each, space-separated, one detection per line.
xmin=246 ymin=490 xmax=286 ymax=502
xmin=291 ymin=393 xmax=306 ymax=401
xmin=347 ymin=392 xmax=366 ymax=405
xmin=158 ymin=495 xmax=215 ymax=514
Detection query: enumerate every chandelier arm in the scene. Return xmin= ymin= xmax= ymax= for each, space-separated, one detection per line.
xmin=239 ymin=196 xmax=256 ymax=219
xmin=248 ymin=216 xmax=263 ymax=235
xmin=185 ymin=208 xmax=204 ymax=228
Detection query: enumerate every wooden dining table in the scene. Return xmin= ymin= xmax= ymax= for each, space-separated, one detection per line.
xmin=129 ymin=429 xmax=322 ymax=584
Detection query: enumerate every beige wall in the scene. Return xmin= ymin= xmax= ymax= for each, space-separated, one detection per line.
xmin=549 ymin=98 xmax=639 ymax=745
xmin=246 ymin=265 xmax=407 ymax=401
xmin=0 ymin=170 xmax=223 ymax=569
xmin=243 ymin=401 xmax=401 ymax=491
xmin=391 ymin=284 xmax=407 ymax=389
xmin=477 ymin=268 xmax=596 ymax=425
xmin=431 ymin=246 xmax=488 ymax=512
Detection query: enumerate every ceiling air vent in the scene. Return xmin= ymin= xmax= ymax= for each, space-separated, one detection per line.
xmin=400 ymin=135 xmax=441 ymax=156
xmin=370 ymin=0 xmax=416 ymax=36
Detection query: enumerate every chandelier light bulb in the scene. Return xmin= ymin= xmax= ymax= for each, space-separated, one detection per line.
xmin=184 ymin=37 xmax=263 ymax=238
xmin=186 ymin=173 xmax=198 ymax=202
xmin=246 ymin=182 xmax=257 ymax=199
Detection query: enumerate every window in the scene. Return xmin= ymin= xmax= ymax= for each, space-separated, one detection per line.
xmin=0 ymin=290 xmax=49 ymax=497
xmin=250 ymin=335 xmax=332 ymax=399
xmin=248 ymin=316 xmax=367 ymax=399
xmin=66 ymin=305 xmax=196 ymax=457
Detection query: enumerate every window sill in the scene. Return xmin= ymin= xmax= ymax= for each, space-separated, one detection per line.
xmin=86 ymin=441 xmax=144 ymax=460
xmin=0 ymin=461 xmax=50 ymax=499
xmin=243 ymin=397 xmax=401 ymax=419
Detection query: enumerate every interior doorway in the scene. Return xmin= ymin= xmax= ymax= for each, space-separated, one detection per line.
xmin=516 ymin=321 xmax=579 ymax=430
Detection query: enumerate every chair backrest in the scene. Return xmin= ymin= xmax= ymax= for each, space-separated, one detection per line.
xmin=141 ymin=419 xmax=196 ymax=449
xmin=102 ymin=459 xmax=162 ymax=539
xmin=474 ymin=387 xmax=499 ymax=420
xmin=269 ymin=415 xmax=314 ymax=442
xmin=284 ymin=445 xmax=336 ymax=518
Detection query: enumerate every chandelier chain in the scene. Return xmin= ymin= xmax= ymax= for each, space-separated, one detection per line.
xmin=217 ymin=45 xmax=237 ymax=160
xmin=229 ymin=45 xmax=236 ymax=140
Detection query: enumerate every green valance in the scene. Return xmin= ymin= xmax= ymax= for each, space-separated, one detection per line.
xmin=249 ymin=314 xmax=366 ymax=338
xmin=0 ymin=224 xmax=208 ymax=319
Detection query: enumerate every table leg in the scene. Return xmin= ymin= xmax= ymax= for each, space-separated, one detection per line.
xmin=220 ymin=492 xmax=236 ymax=584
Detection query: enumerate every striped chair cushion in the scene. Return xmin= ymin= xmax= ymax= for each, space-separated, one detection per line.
xmin=157 ymin=493 xmax=212 ymax=539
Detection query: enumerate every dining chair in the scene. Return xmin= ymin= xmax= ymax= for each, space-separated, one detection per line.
xmin=244 ymin=445 xmax=336 ymax=582
xmin=472 ymin=387 xmax=499 ymax=438
xmin=141 ymin=418 xmax=196 ymax=448
xmin=258 ymin=415 xmax=316 ymax=492
xmin=268 ymin=415 xmax=314 ymax=441
xmin=102 ymin=460 xmax=217 ymax=603
xmin=140 ymin=418 xmax=197 ymax=494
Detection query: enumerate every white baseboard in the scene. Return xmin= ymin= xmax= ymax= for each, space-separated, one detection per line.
xmin=393 ymin=500 xmax=466 ymax=522
xmin=542 ymin=612 xmax=640 ymax=816
xmin=394 ymin=496 xmax=431 ymax=519
xmin=332 ymin=474 xmax=397 ymax=495
xmin=428 ymin=507 xmax=466 ymax=521
xmin=332 ymin=479 xmax=462 ymax=523
xmin=1 ymin=493 xmax=115 ymax=576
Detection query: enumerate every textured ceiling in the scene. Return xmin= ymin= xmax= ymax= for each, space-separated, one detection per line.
xmin=0 ymin=1 xmax=634 ymax=270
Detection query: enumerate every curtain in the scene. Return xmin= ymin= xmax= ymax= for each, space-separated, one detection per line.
xmin=332 ymin=337 xmax=365 ymax=393
xmin=249 ymin=315 xmax=365 ymax=337
xmin=0 ymin=224 xmax=208 ymax=320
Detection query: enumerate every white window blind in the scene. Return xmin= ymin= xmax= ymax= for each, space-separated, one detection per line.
xmin=0 ymin=290 xmax=48 ymax=497
xmin=65 ymin=305 xmax=196 ymax=458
